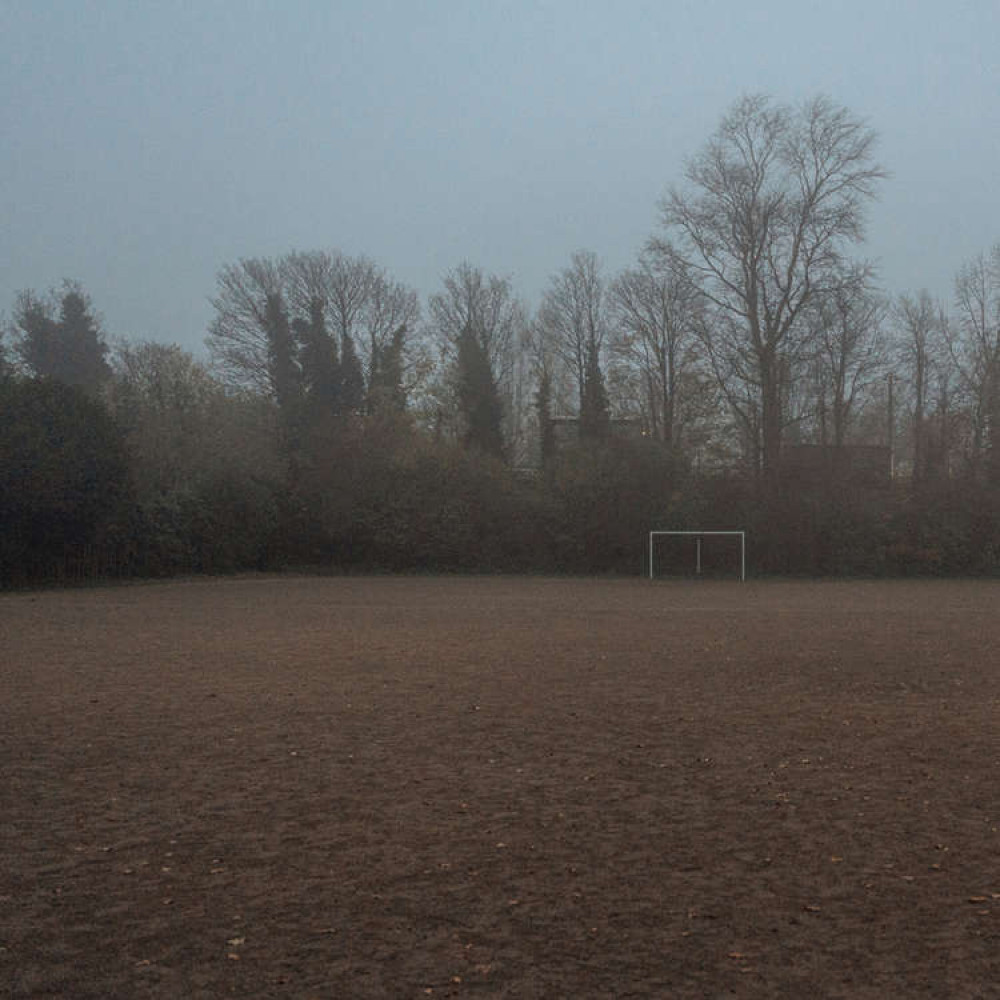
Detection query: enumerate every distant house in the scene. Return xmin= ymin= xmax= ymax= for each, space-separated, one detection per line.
xmin=781 ymin=443 xmax=892 ymax=488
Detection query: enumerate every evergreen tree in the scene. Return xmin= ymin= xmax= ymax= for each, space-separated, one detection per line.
xmin=457 ymin=325 xmax=505 ymax=458
xmin=0 ymin=378 xmax=129 ymax=582
xmin=264 ymin=292 xmax=301 ymax=415
xmin=13 ymin=293 xmax=58 ymax=375
xmin=340 ymin=332 xmax=366 ymax=414
xmin=579 ymin=338 xmax=610 ymax=440
xmin=14 ymin=282 xmax=111 ymax=394
xmin=264 ymin=292 xmax=305 ymax=481
xmin=296 ymin=296 xmax=341 ymax=417
xmin=368 ymin=324 xmax=408 ymax=414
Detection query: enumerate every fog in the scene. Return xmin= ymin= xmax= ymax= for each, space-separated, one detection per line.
xmin=2 ymin=0 xmax=998 ymax=352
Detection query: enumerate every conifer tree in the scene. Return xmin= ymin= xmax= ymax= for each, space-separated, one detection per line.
xmin=340 ymin=332 xmax=366 ymax=414
xmin=263 ymin=292 xmax=301 ymax=415
xmin=14 ymin=282 xmax=111 ymax=394
xmin=579 ymin=338 xmax=610 ymax=441
xmin=457 ymin=325 xmax=505 ymax=458
xmin=368 ymin=324 xmax=408 ymax=414
xmin=296 ymin=296 xmax=341 ymax=417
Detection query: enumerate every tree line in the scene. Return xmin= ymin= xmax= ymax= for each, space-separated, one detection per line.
xmin=3 ymin=94 xmax=1000 ymax=586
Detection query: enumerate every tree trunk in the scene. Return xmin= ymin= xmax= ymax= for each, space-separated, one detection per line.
xmin=760 ymin=352 xmax=783 ymax=481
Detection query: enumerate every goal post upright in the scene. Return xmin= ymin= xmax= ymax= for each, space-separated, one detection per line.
xmin=648 ymin=530 xmax=746 ymax=582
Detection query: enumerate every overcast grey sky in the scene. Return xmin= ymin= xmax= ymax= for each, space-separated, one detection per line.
xmin=2 ymin=0 xmax=998 ymax=356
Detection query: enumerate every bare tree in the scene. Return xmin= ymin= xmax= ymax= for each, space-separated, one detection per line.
xmin=207 ymin=257 xmax=285 ymax=395
xmin=110 ymin=339 xmax=221 ymax=422
xmin=504 ymin=318 xmax=536 ymax=465
xmin=521 ymin=312 xmax=563 ymax=465
xmin=537 ymin=250 xmax=608 ymax=415
xmin=207 ymin=250 xmax=419 ymax=409
xmin=609 ymin=253 xmax=702 ymax=449
xmin=363 ymin=270 xmax=422 ymax=388
xmin=895 ymin=290 xmax=949 ymax=482
xmin=280 ymin=250 xmax=415 ymax=397
xmin=428 ymin=263 xmax=520 ymax=374
xmin=282 ymin=251 xmax=419 ymax=383
xmin=425 ymin=262 xmax=524 ymax=447
xmin=810 ymin=269 xmax=888 ymax=452
xmin=651 ymin=94 xmax=886 ymax=478
xmin=952 ymin=244 xmax=1000 ymax=481
xmin=107 ymin=339 xmax=281 ymax=490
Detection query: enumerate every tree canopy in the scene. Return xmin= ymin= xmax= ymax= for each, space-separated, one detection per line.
xmin=651 ymin=95 xmax=886 ymax=477
xmin=8 ymin=97 xmax=1000 ymax=584
xmin=13 ymin=281 xmax=112 ymax=393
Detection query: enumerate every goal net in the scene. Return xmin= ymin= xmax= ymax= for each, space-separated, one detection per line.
xmin=648 ymin=531 xmax=746 ymax=581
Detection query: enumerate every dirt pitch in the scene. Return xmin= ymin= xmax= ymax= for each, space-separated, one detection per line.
xmin=1 ymin=576 xmax=999 ymax=999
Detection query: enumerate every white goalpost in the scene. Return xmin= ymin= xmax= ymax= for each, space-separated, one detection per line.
xmin=648 ymin=531 xmax=746 ymax=582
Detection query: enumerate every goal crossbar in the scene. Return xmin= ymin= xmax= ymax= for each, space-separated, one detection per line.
xmin=648 ymin=531 xmax=746 ymax=581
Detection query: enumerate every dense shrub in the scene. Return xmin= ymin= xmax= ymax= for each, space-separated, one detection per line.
xmin=299 ymin=419 xmax=540 ymax=572
xmin=5 ymin=372 xmax=1000 ymax=583
xmin=543 ymin=438 xmax=684 ymax=574
xmin=0 ymin=378 xmax=131 ymax=585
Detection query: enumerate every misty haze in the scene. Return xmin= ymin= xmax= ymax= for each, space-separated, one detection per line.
xmin=2 ymin=2 xmax=999 ymax=997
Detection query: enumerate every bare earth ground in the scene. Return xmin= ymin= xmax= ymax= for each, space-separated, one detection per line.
xmin=1 ymin=576 xmax=999 ymax=999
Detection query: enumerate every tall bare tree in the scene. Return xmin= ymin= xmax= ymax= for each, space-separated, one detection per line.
xmin=207 ymin=250 xmax=419 ymax=414
xmin=810 ymin=269 xmax=888 ymax=452
xmin=364 ymin=268 xmax=423 ymax=402
xmin=427 ymin=262 xmax=519 ymax=378
xmin=895 ymin=290 xmax=949 ymax=482
xmin=650 ymin=94 xmax=886 ymax=478
xmin=952 ymin=244 xmax=1000 ymax=481
xmin=282 ymin=250 xmax=419 ymax=389
xmin=537 ymin=250 xmax=608 ymax=416
xmin=425 ymin=262 xmax=523 ymax=450
xmin=609 ymin=253 xmax=701 ymax=450
xmin=207 ymin=257 xmax=285 ymax=396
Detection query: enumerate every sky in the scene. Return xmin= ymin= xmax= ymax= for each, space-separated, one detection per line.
xmin=2 ymin=0 xmax=998 ymax=357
